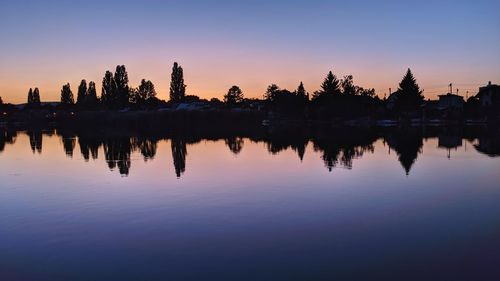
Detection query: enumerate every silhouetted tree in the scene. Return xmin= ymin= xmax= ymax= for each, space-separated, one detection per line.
xmin=395 ymin=69 xmax=424 ymax=112
xmin=357 ymin=87 xmax=376 ymax=97
xmin=313 ymin=71 xmax=341 ymax=99
xmin=341 ymin=75 xmax=356 ymax=96
xmin=170 ymin=62 xmax=186 ymax=102
xmin=60 ymin=83 xmax=74 ymax=105
xmin=32 ymin=88 xmax=41 ymax=105
xmin=0 ymin=96 xmax=3 ymax=105
xmin=224 ymin=85 xmax=244 ymax=104
xmin=86 ymin=81 xmax=98 ymax=106
xmin=27 ymin=88 xmax=33 ymax=104
xmin=131 ymin=79 xmax=157 ymax=104
xmin=264 ymin=84 xmax=280 ymax=102
xmin=296 ymin=82 xmax=308 ymax=100
xmin=76 ymin=79 xmax=87 ymax=105
xmin=114 ymin=65 xmax=129 ymax=107
xmin=101 ymin=70 xmax=115 ymax=105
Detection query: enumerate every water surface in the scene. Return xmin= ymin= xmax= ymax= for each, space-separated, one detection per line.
xmin=1 ymin=126 xmax=499 ymax=280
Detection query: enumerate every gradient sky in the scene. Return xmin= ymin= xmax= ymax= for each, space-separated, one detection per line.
xmin=1 ymin=0 xmax=499 ymax=103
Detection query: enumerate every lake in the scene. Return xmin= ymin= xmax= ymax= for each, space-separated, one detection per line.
xmin=1 ymin=125 xmax=499 ymax=280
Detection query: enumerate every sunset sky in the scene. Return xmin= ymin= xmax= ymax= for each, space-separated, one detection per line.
xmin=1 ymin=0 xmax=499 ymax=104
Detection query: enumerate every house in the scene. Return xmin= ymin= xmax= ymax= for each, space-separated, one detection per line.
xmin=438 ymin=93 xmax=464 ymax=110
xmin=385 ymin=90 xmax=400 ymax=110
xmin=476 ymin=81 xmax=500 ymax=107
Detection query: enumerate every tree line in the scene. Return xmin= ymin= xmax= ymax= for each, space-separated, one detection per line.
xmin=14 ymin=63 xmax=428 ymax=120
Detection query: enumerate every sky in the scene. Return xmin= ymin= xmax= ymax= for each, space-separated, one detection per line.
xmin=0 ymin=0 xmax=499 ymax=103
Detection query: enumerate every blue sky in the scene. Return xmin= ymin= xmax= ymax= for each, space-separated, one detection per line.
xmin=1 ymin=0 xmax=499 ymax=102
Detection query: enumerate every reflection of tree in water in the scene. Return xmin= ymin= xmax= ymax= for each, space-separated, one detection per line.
xmin=133 ymin=137 xmax=158 ymax=161
xmin=225 ymin=137 xmax=244 ymax=154
xmin=78 ymin=137 xmax=100 ymax=161
xmin=265 ymin=130 xmax=309 ymax=161
xmin=26 ymin=130 xmax=43 ymax=154
xmin=61 ymin=135 xmax=76 ymax=157
xmin=103 ymin=138 xmax=132 ymax=176
xmin=171 ymin=138 xmax=187 ymax=178
xmin=0 ymin=128 xmax=16 ymax=152
xmin=315 ymin=142 xmax=374 ymax=171
xmin=312 ymin=130 xmax=376 ymax=171
xmin=385 ymin=129 xmax=423 ymax=175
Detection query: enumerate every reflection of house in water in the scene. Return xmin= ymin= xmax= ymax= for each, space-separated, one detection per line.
xmin=474 ymin=136 xmax=500 ymax=157
xmin=0 ymin=128 xmax=16 ymax=152
xmin=438 ymin=134 xmax=462 ymax=159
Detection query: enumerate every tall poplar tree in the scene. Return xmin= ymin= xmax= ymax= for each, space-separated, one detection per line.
xmin=32 ymin=88 xmax=41 ymax=105
xmin=60 ymin=83 xmax=74 ymax=105
xmin=77 ymin=79 xmax=87 ymax=105
xmin=169 ymin=62 xmax=186 ymax=102
xmin=27 ymin=88 xmax=33 ymax=104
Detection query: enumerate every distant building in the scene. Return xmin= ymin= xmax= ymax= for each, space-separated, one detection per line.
xmin=385 ymin=90 xmax=400 ymax=110
xmin=476 ymin=81 xmax=500 ymax=107
xmin=438 ymin=93 xmax=464 ymax=110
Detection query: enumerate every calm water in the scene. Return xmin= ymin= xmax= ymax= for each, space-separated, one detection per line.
xmin=1 ymin=126 xmax=500 ymax=280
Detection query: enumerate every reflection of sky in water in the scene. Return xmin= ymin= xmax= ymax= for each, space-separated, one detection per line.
xmin=0 ymin=132 xmax=499 ymax=280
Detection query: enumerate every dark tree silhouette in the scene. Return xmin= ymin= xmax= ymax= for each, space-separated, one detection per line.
xmin=0 ymin=96 xmax=3 ymax=105
xmin=313 ymin=71 xmax=341 ymax=99
xmin=76 ymin=79 xmax=87 ymax=105
xmin=224 ymin=85 xmax=244 ymax=104
xmin=101 ymin=70 xmax=115 ymax=105
xmin=86 ymin=81 xmax=98 ymax=106
xmin=356 ymin=86 xmax=376 ymax=97
xmin=171 ymin=138 xmax=187 ymax=178
xmin=341 ymin=75 xmax=356 ymax=96
xmin=33 ymin=88 xmax=41 ymax=105
xmin=395 ymin=68 xmax=424 ymax=112
xmin=264 ymin=84 xmax=280 ymax=102
xmin=60 ymin=83 xmax=74 ymax=105
xmin=296 ymin=82 xmax=308 ymax=100
xmin=170 ymin=62 xmax=186 ymax=102
xmin=27 ymin=88 xmax=33 ymax=104
xmin=114 ymin=65 xmax=129 ymax=108
xmin=131 ymin=79 xmax=157 ymax=104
